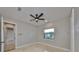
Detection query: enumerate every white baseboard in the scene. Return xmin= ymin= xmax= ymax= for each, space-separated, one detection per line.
xmin=16 ymin=42 xmax=70 ymax=52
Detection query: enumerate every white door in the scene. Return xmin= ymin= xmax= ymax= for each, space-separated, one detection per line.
xmin=0 ymin=16 xmax=4 ymax=52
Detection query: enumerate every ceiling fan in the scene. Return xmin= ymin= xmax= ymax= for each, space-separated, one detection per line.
xmin=30 ymin=13 xmax=46 ymax=22
xmin=17 ymin=7 xmax=47 ymax=23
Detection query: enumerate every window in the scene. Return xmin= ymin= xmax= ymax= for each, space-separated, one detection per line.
xmin=44 ymin=28 xmax=55 ymax=40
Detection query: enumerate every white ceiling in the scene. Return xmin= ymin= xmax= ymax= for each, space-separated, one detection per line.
xmin=0 ymin=7 xmax=71 ymax=26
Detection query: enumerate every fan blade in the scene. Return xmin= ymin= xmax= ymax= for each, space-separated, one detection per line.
xmin=30 ymin=14 xmax=36 ymax=18
xmin=39 ymin=18 xmax=45 ymax=20
xmin=38 ymin=13 xmax=43 ymax=18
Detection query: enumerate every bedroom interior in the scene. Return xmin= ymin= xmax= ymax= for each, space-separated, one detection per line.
xmin=0 ymin=7 xmax=78 ymax=52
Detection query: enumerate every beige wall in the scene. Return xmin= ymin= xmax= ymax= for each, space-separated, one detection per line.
xmin=37 ymin=17 xmax=71 ymax=49
xmin=4 ymin=17 xmax=38 ymax=48
xmin=4 ymin=16 xmax=71 ymax=50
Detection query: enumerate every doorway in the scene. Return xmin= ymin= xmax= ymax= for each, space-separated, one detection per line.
xmin=3 ymin=21 xmax=16 ymax=52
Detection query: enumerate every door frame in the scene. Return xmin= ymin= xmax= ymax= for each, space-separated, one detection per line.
xmin=3 ymin=20 xmax=17 ymax=51
xmin=70 ymin=8 xmax=75 ymax=52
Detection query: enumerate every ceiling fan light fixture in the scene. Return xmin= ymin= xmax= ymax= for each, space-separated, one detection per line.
xmin=45 ymin=20 xmax=48 ymax=22
xmin=35 ymin=19 xmax=38 ymax=21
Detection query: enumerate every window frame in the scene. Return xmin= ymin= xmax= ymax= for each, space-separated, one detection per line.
xmin=43 ymin=27 xmax=55 ymax=40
